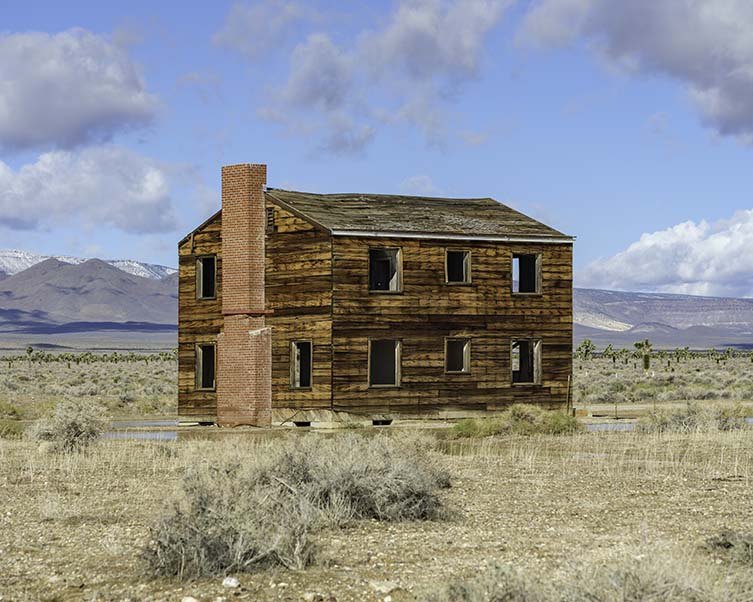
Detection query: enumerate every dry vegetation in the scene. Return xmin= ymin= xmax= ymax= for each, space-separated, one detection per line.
xmin=574 ymin=351 xmax=753 ymax=406
xmin=3 ymin=426 xmax=753 ymax=601
xmin=2 ymin=349 xmax=753 ymax=599
xmin=0 ymin=351 xmax=176 ymax=424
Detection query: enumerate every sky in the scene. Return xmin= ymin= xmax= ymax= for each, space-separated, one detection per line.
xmin=2 ymin=0 xmax=753 ymax=296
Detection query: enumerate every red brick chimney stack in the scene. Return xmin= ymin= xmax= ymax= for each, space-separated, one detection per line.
xmin=216 ymin=163 xmax=272 ymax=426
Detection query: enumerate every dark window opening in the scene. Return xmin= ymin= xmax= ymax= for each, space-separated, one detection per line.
xmin=446 ymin=338 xmax=471 ymax=373
xmin=293 ymin=421 xmax=311 ymax=428
xmin=196 ymin=255 xmax=217 ymax=299
xmin=369 ymin=340 xmax=401 ymax=386
xmin=512 ymin=253 xmax=540 ymax=294
xmin=372 ymin=419 xmax=392 ymax=426
xmin=369 ymin=248 xmax=401 ymax=292
xmin=512 ymin=339 xmax=541 ymax=384
xmin=195 ymin=343 xmax=216 ymax=390
xmin=291 ymin=341 xmax=312 ymax=388
xmin=446 ymin=250 xmax=471 ymax=283
xmin=266 ymin=207 xmax=276 ymax=232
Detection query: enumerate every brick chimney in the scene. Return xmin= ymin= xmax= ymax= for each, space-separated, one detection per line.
xmin=216 ymin=163 xmax=272 ymax=426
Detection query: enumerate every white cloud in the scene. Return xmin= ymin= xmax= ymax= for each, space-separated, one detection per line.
xmin=0 ymin=146 xmax=177 ymax=234
xmin=212 ymin=0 xmax=309 ymax=59
xmin=578 ymin=211 xmax=753 ymax=297
xmin=400 ymin=175 xmax=438 ymax=195
xmin=254 ymin=0 xmax=511 ymax=153
xmin=281 ymin=34 xmax=354 ymax=110
xmin=518 ymin=0 xmax=753 ymax=142
xmin=0 ymin=28 xmax=158 ymax=151
xmin=360 ymin=0 xmax=508 ymax=84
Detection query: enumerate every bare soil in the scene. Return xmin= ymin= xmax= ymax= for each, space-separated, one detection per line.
xmin=2 ymin=429 xmax=752 ymax=601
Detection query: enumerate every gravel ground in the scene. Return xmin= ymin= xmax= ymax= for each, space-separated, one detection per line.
xmin=1 ymin=430 xmax=752 ymax=601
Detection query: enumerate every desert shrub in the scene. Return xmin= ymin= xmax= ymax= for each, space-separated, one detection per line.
xmin=28 ymin=399 xmax=108 ymax=453
xmin=450 ymin=405 xmax=583 ymax=438
xmin=565 ymin=554 xmax=724 ymax=602
xmin=427 ymin=550 xmax=753 ymax=602
xmin=706 ymin=530 xmax=753 ymax=566
xmin=0 ymin=399 xmax=20 ymax=419
xmin=0 ymin=419 xmax=24 ymax=440
xmin=144 ymin=463 xmax=317 ymax=578
xmin=144 ymin=434 xmax=450 ymax=579
xmin=638 ymin=403 xmax=748 ymax=434
xmin=426 ymin=564 xmax=546 ymax=602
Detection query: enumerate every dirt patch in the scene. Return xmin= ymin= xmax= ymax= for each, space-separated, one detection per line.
xmin=1 ymin=430 xmax=752 ymax=601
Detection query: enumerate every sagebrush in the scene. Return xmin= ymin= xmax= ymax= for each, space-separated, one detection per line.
xmin=144 ymin=433 xmax=450 ymax=578
xmin=28 ymin=399 xmax=108 ymax=453
xmin=450 ymin=405 xmax=583 ymax=438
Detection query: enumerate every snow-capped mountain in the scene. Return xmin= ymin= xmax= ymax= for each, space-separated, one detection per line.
xmin=0 ymin=249 xmax=176 ymax=280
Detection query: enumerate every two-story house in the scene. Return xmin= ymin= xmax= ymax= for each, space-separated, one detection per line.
xmin=178 ymin=163 xmax=574 ymax=426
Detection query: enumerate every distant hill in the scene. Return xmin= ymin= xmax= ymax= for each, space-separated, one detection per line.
xmin=574 ymin=288 xmax=753 ymax=349
xmin=0 ymin=249 xmax=176 ymax=280
xmin=0 ymin=258 xmax=177 ymax=348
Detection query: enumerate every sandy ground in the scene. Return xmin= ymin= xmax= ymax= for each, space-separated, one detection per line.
xmin=2 ymin=429 xmax=752 ymax=602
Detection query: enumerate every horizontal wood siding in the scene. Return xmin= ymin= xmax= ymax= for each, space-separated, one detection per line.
xmin=265 ymin=204 xmax=333 ymax=410
xmin=331 ymin=237 xmax=572 ymax=414
xmin=178 ymin=214 xmax=222 ymax=418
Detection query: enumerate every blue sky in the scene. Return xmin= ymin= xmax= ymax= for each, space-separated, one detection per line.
xmin=2 ymin=0 xmax=753 ymax=296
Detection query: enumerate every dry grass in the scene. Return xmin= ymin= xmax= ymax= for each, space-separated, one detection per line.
xmin=450 ymin=404 xmax=583 ymax=438
xmin=0 ymin=357 xmax=175 ymax=420
xmin=427 ymin=545 xmax=753 ymax=602
xmin=574 ymin=355 xmax=753 ymax=405
xmin=2 ymin=427 xmax=753 ymax=600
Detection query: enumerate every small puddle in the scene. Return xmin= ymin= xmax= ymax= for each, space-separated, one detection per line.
xmin=586 ymin=422 xmax=636 ymax=432
xmin=104 ymin=430 xmax=177 ymax=441
xmin=111 ymin=420 xmax=178 ymax=429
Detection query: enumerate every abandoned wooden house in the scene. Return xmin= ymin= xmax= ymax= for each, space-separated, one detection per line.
xmin=178 ymin=163 xmax=574 ymax=426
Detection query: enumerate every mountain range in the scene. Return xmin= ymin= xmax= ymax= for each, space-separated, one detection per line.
xmin=0 ymin=249 xmax=177 ymax=280
xmin=1 ymin=249 xmax=752 ymax=350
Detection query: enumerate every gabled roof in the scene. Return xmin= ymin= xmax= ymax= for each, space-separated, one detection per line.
xmin=265 ymin=189 xmax=572 ymax=242
xmin=180 ymin=188 xmax=573 ymax=246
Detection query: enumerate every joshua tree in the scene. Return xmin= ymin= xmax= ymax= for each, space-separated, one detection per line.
xmin=634 ymin=339 xmax=653 ymax=370
xmin=575 ymin=339 xmax=596 ymax=361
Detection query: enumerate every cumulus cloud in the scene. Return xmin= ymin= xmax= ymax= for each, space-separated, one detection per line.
xmin=282 ymin=34 xmax=354 ymax=110
xmin=578 ymin=211 xmax=753 ymax=297
xmin=253 ymin=0 xmax=511 ymax=153
xmin=212 ymin=0 xmax=309 ymax=59
xmin=0 ymin=146 xmax=177 ymax=233
xmin=0 ymin=28 xmax=158 ymax=152
xmin=518 ymin=0 xmax=753 ymax=142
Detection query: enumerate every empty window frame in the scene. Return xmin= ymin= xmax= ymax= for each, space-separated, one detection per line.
xmin=445 ymin=338 xmax=471 ymax=373
xmin=290 ymin=340 xmax=313 ymax=389
xmin=512 ymin=253 xmax=541 ymax=294
xmin=369 ymin=248 xmax=402 ymax=292
xmin=445 ymin=249 xmax=471 ymax=284
xmin=369 ymin=339 xmax=402 ymax=387
xmin=511 ymin=339 xmax=542 ymax=384
xmin=195 ymin=343 xmax=216 ymax=391
xmin=196 ymin=255 xmax=217 ymax=299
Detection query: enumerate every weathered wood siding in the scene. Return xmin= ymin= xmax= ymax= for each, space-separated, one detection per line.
xmin=265 ymin=204 xmax=333 ymax=411
xmin=178 ymin=213 xmax=222 ymax=419
xmin=179 ymin=205 xmax=572 ymax=419
xmin=331 ymin=237 xmax=573 ymax=414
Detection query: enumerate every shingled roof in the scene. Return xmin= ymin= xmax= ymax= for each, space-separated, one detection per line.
xmin=265 ymin=189 xmax=572 ymax=241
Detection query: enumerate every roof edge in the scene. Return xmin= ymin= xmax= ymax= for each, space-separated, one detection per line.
xmin=178 ymin=209 xmax=222 ymax=247
xmin=265 ymin=190 xmax=333 ymax=233
xmin=331 ymin=229 xmax=575 ymax=243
